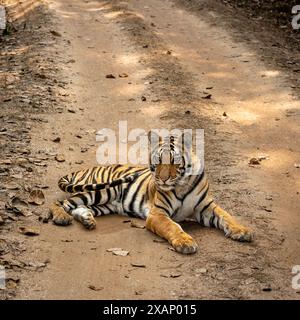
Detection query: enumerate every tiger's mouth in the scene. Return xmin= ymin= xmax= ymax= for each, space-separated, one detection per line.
xmin=155 ymin=175 xmax=189 ymax=191
xmin=155 ymin=180 xmax=177 ymax=191
xmin=157 ymin=184 xmax=175 ymax=191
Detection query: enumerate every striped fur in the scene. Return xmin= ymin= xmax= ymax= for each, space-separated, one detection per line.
xmin=50 ymin=132 xmax=254 ymax=253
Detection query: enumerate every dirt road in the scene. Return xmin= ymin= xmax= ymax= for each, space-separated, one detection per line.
xmin=1 ymin=0 xmax=299 ymax=299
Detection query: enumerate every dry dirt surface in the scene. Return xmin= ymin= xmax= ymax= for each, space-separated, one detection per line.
xmin=0 ymin=0 xmax=299 ymax=300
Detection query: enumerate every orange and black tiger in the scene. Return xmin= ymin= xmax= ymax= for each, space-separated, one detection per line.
xmin=50 ymin=131 xmax=254 ymax=254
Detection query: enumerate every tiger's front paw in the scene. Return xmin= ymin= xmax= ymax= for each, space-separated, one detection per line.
xmin=171 ymin=233 xmax=198 ymax=254
xmin=226 ymin=225 xmax=254 ymax=242
xmin=50 ymin=204 xmax=73 ymax=226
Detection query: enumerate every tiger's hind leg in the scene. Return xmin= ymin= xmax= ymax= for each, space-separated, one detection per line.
xmin=50 ymin=192 xmax=97 ymax=228
xmin=50 ymin=191 xmax=103 ymax=229
xmin=51 ymin=190 xmax=117 ymax=229
xmin=194 ymin=201 xmax=254 ymax=242
xmin=50 ymin=201 xmax=97 ymax=230
xmin=68 ymin=203 xmax=117 ymax=229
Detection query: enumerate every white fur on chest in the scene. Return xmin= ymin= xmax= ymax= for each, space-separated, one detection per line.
xmin=172 ymin=188 xmax=199 ymax=222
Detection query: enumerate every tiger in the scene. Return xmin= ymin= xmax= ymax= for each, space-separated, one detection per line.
xmin=50 ymin=131 xmax=254 ymax=254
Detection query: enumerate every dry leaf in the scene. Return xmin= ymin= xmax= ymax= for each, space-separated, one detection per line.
xmin=28 ymin=190 xmax=45 ymax=205
xmin=88 ymin=285 xmax=104 ymax=291
xmin=10 ymin=197 xmax=28 ymax=208
xmin=28 ymin=261 xmax=46 ymax=269
xmin=131 ymin=263 xmax=146 ymax=268
xmin=18 ymin=226 xmax=40 ymax=236
xmin=106 ymin=247 xmax=123 ymax=252
xmin=52 ymin=137 xmax=61 ymax=143
xmin=50 ymin=30 xmax=62 ymax=37
xmin=106 ymin=248 xmax=129 ymax=256
xmin=170 ymin=272 xmax=182 ymax=278
xmin=197 ymin=268 xmax=207 ymax=274
xmin=6 ymin=278 xmax=19 ymax=289
xmin=55 ymin=154 xmax=65 ymax=162
xmin=201 ymin=93 xmax=212 ymax=99
xmin=135 ymin=290 xmax=143 ymax=295
xmin=249 ymin=155 xmax=269 ymax=166
xmin=5 ymin=183 xmax=20 ymax=190
xmin=6 ymin=197 xmax=29 ymax=216
xmin=130 ymin=220 xmax=145 ymax=229
xmin=160 ymin=271 xmax=182 ymax=278
xmin=249 ymin=158 xmax=260 ymax=165
xmin=0 ymin=159 xmax=12 ymax=165
xmin=112 ymin=250 xmax=129 ymax=256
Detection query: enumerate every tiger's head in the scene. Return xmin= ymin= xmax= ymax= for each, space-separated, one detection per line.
xmin=148 ymin=131 xmax=196 ymax=191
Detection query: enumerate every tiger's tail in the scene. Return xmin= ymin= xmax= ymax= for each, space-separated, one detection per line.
xmin=58 ymin=172 xmax=139 ymax=193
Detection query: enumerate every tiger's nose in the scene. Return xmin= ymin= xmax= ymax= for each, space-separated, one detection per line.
xmin=160 ymin=175 xmax=169 ymax=182
xmin=157 ymin=165 xmax=170 ymax=182
xmin=156 ymin=173 xmax=169 ymax=182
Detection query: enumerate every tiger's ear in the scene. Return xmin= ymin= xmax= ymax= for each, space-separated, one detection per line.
xmin=148 ymin=130 xmax=161 ymax=151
